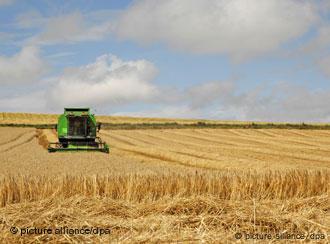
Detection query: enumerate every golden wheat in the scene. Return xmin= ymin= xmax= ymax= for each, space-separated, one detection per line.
xmin=2 ymin=112 xmax=321 ymax=125
xmin=0 ymin=173 xmax=328 ymax=243
xmin=0 ymin=124 xmax=329 ymax=242
xmin=0 ymin=170 xmax=328 ymax=207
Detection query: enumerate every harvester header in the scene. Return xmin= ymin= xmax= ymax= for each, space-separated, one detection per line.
xmin=48 ymin=108 xmax=109 ymax=153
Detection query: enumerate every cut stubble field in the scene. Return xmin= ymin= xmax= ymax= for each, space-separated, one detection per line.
xmin=0 ymin=126 xmax=329 ymax=242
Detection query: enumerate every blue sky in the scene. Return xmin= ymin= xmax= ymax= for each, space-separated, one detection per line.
xmin=1 ymin=0 xmax=330 ymax=122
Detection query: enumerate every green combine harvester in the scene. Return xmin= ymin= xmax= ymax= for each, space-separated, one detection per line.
xmin=48 ymin=108 xmax=109 ymax=153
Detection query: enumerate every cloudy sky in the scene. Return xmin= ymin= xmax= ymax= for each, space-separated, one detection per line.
xmin=1 ymin=0 xmax=330 ymax=122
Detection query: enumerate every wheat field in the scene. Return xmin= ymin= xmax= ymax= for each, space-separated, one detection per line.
xmin=4 ymin=112 xmax=325 ymax=126
xmin=0 ymin=125 xmax=329 ymax=242
xmin=0 ymin=112 xmax=231 ymax=125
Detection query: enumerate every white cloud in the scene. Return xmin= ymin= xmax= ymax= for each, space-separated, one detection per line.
xmin=319 ymin=0 xmax=330 ymax=13
xmin=46 ymin=54 xmax=159 ymax=108
xmin=114 ymin=0 xmax=317 ymax=61
xmin=302 ymin=25 xmax=330 ymax=54
xmin=113 ymin=105 xmax=204 ymax=119
xmin=208 ymin=81 xmax=330 ymax=122
xmin=300 ymin=24 xmax=330 ymax=78
xmin=14 ymin=1 xmax=319 ymax=61
xmin=24 ymin=11 xmax=112 ymax=45
xmin=186 ymin=81 xmax=234 ymax=109
xmin=117 ymin=80 xmax=330 ymax=122
xmin=2 ymin=71 xmax=330 ymax=122
xmin=0 ymin=0 xmax=14 ymax=6
xmin=113 ymin=80 xmax=236 ymax=119
xmin=0 ymin=91 xmax=46 ymax=112
xmin=0 ymin=32 xmax=15 ymax=43
xmin=46 ymin=51 xmax=76 ymax=59
xmin=15 ymin=10 xmax=44 ymax=29
xmin=0 ymin=46 xmax=328 ymax=122
xmin=318 ymin=55 xmax=330 ymax=77
xmin=0 ymin=46 xmax=48 ymax=84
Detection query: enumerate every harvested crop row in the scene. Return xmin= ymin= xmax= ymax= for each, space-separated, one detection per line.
xmin=101 ymin=129 xmax=330 ymax=170
xmin=0 ymin=128 xmax=34 ymax=145
xmin=0 ymin=130 xmax=36 ymax=153
xmin=0 ymin=128 xmax=205 ymax=176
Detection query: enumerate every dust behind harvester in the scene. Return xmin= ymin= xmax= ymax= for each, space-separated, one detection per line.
xmin=48 ymin=108 xmax=109 ymax=153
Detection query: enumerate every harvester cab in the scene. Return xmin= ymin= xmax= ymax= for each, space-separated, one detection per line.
xmin=48 ymin=108 xmax=109 ymax=153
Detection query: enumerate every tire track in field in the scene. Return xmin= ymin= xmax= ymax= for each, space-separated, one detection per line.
xmin=100 ymin=132 xmax=136 ymax=147
xmin=133 ymin=130 xmax=237 ymax=147
xmin=168 ymin=130 xmax=269 ymax=147
xmin=132 ymin=131 xmax=190 ymax=147
xmin=171 ymin=150 xmax=218 ymax=161
xmin=256 ymin=129 xmax=315 ymax=139
xmin=131 ymin=131 xmax=241 ymax=161
xmin=130 ymin=130 xmax=230 ymax=154
xmin=132 ymin=129 xmax=327 ymax=161
xmin=100 ymin=132 xmax=213 ymax=169
xmin=193 ymin=129 xmax=270 ymax=146
xmin=226 ymin=129 xmax=250 ymax=137
xmin=0 ymin=131 xmax=36 ymax=153
xmin=129 ymin=130 xmax=226 ymax=162
xmin=203 ymin=128 xmax=276 ymax=138
xmin=282 ymin=130 xmax=311 ymax=138
xmin=137 ymin=129 xmax=330 ymax=167
xmin=163 ymin=130 xmax=242 ymax=146
xmin=119 ymin=148 xmax=178 ymax=163
xmin=2 ymin=135 xmax=36 ymax=152
xmin=103 ymin=131 xmax=214 ymax=155
xmin=234 ymin=129 xmax=311 ymax=139
xmin=109 ymin=130 xmax=187 ymax=148
xmin=228 ymin=129 xmax=253 ymax=136
xmin=200 ymin=129 xmax=329 ymax=148
xmin=166 ymin=135 xmax=330 ymax=167
xmin=222 ymin=146 xmax=330 ymax=166
xmin=103 ymin=130 xmax=222 ymax=169
xmin=316 ymin=130 xmax=330 ymax=136
xmin=252 ymin=130 xmax=330 ymax=146
xmin=195 ymin=130 xmax=311 ymax=148
xmin=100 ymin=131 xmax=145 ymax=147
xmin=121 ymin=129 xmax=330 ymax=158
xmin=300 ymin=130 xmax=330 ymax=138
xmin=264 ymin=130 xmax=310 ymax=140
xmin=114 ymin=131 xmax=155 ymax=146
xmin=265 ymin=129 xmax=311 ymax=138
xmin=245 ymin=129 xmax=277 ymax=138
xmin=112 ymin=131 xmax=245 ymax=167
xmin=0 ymin=131 xmax=32 ymax=146
xmin=193 ymin=130 xmax=330 ymax=159
xmin=117 ymin=147 xmax=219 ymax=170
xmin=116 ymin=143 xmax=286 ymax=170
xmin=101 ymin=129 xmax=330 ymax=169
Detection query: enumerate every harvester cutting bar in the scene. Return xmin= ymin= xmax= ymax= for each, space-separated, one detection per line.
xmin=48 ymin=137 xmax=109 ymax=153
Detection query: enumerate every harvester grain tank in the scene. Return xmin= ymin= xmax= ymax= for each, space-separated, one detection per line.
xmin=48 ymin=108 xmax=109 ymax=153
